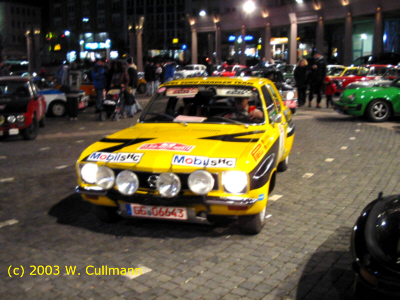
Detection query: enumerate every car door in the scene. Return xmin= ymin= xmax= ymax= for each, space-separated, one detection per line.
xmin=30 ymin=82 xmax=46 ymax=119
xmin=261 ymin=84 xmax=290 ymax=163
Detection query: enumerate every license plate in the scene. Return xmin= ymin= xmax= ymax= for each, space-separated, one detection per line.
xmin=9 ymin=128 xmax=19 ymax=135
xmin=125 ymin=204 xmax=188 ymax=220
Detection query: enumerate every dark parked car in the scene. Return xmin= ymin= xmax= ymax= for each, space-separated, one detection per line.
xmin=0 ymin=76 xmax=46 ymax=140
xmin=236 ymin=67 xmax=298 ymax=114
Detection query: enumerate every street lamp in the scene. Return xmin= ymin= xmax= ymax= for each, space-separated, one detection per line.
xmin=243 ymin=1 xmax=256 ymax=14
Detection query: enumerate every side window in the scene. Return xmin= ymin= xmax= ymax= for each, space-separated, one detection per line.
xmin=261 ymin=85 xmax=277 ymax=119
xmin=266 ymin=84 xmax=281 ymax=113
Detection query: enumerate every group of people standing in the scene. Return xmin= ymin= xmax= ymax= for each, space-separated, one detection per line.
xmin=144 ymin=60 xmax=176 ymax=96
xmin=92 ymin=57 xmax=142 ymax=118
xmin=294 ymin=50 xmax=334 ymax=109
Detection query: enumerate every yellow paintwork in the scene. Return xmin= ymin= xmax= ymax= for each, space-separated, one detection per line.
xmin=76 ymin=77 xmax=295 ymax=219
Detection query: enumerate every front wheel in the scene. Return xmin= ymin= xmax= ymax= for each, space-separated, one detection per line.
xmin=238 ymin=204 xmax=267 ymax=234
xmin=49 ymin=101 xmax=66 ymax=117
xmin=22 ymin=115 xmax=39 ymax=140
xmin=277 ymin=155 xmax=289 ymax=172
xmin=366 ymin=99 xmax=391 ymax=122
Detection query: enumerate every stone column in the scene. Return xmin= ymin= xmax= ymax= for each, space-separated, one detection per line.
xmin=136 ymin=30 xmax=143 ymax=72
xmin=215 ymin=25 xmax=222 ymax=64
xmin=192 ymin=28 xmax=198 ymax=64
xmin=264 ymin=23 xmax=272 ymax=61
xmin=289 ymin=13 xmax=298 ymax=65
xmin=344 ymin=12 xmax=353 ymax=66
xmin=208 ymin=33 xmax=214 ymax=61
xmin=373 ymin=7 xmax=383 ymax=55
xmin=26 ymin=30 xmax=34 ymax=74
xmin=129 ymin=29 xmax=135 ymax=60
xmin=316 ymin=16 xmax=324 ymax=54
xmin=240 ymin=25 xmax=246 ymax=65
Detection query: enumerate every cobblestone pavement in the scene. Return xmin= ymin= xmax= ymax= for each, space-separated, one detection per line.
xmin=1 ymin=95 xmax=399 ymax=300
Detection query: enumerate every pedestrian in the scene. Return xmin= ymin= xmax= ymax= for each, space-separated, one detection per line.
xmin=110 ymin=60 xmax=130 ymax=117
xmin=154 ymin=62 xmax=163 ymax=89
xmin=164 ymin=61 xmax=176 ymax=82
xmin=66 ymin=61 xmax=82 ymax=120
xmin=324 ymin=76 xmax=337 ymax=108
xmin=91 ymin=57 xmax=108 ymax=113
xmin=160 ymin=61 xmax=166 ymax=84
xmin=144 ymin=61 xmax=156 ymax=96
xmin=126 ymin=56 xmax=142 ymax=117
xmin=106 ymin=60 xmax=116 ymax=91
xmin=206 ymin=59 xmax=214 ymax=76
xmin=308 ymin=50 xmax=327 ymax=108
xmin=294 ymin=58 xmax=309 ymax=107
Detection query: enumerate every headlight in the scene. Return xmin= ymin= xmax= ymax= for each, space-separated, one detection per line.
xmin=346 ymin=93 xmax=356 ymax=102
xmin=116 ymin=170 xmax=139 ymax=195
xmin=96 ymin=166 xmax=115 ymax=190
xmin=16 ymin=115 xmax=25 ymax=123
xmin=156 ymin=172 xmax=181 ymax=198
xmin=222 ymin=171 xmax=248 ymax=194
xmin=7 ymin=115 xmax=16 ymax=123
xmin=81 ymin=163 xmax=98 ymax=184
xmin=282 ymin=90 xmax=295 ymax=100
xmin=188 ymin=170 xmax=214 ymax=195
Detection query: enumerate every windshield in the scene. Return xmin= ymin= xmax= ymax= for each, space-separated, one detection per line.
xmin=184 ymin=66 xmax=197 ymax=71
xmin=327 ymin=67 xmax=344 ymax=76
xmin=0 ymin=81 xmax=30 ymax=97
xmin=140 ymin=85 xmax=265 ymax=125
xmin=33 ymin=78 xmax=55 ymax=90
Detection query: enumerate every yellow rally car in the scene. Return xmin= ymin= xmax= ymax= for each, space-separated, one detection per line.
xmin=75 ymin=77 xmax=295 ymax=234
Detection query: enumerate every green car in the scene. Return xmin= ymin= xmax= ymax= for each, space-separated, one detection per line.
xmin=333 ymin=77 xmax=400 ymax=122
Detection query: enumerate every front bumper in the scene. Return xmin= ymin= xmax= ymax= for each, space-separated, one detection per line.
xmin=76 ymin=185 xmax=258 ymax=207
xmin=333 ymin=102 xmax=363 ymax=116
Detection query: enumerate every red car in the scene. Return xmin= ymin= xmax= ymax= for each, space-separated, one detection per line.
xmin=213 ymin=65 xmax=247 ymax=77
xmin=329 ymin=65 xmax=391 ymax=94
xmin=0 ymin=76 xmax=46 ymax=140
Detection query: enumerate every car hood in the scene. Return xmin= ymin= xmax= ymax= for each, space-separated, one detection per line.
xmin=79 ymin=123 xmax=265 ymax=171
xmin=0 ymin=95 xmax=30 ymax=114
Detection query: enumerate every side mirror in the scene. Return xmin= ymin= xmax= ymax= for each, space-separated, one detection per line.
xmin=271 ymin=113 xmax=282 ymax=124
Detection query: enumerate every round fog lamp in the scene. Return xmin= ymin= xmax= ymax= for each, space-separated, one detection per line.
xmin=116 ymin=170 xmax=139 ymax=195
xmin=188 ymin=170 xmax=214 ymax=195
xmin=81 ymin=163 xmax=98 ymax=184
xmin=156 ymin=172 xmax=181 ymax=198
xmin=96 ymin=166 xmax=115 ymax=190
xmin=7 ymin=115 xmax=16 ymax=123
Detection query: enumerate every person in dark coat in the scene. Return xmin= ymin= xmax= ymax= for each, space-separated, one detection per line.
xmin=294 ymin=58 xmax=309 ymax=107
xmin=91 ymin=57 xmax=107 ymax=112
xmin=144 ymin=61 xmax=156 ymax=96
xmin=308 ymin=50 xmax=327 ymax=108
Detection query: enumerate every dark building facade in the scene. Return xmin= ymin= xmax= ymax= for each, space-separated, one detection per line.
xmin=46 ymin=0 xmax=190 ymax=69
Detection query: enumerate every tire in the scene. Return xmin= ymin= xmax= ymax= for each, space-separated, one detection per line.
xmin=138 ymin=83 xmax=146 ymax=94
xmin=238 ymin=204 xmax=267 ymax=234
xmin=93 ymin=205 xmax=122 ymax=223
xmin=39 ymin=115 xmax=46 ymax=128
xmin=277 ymin=155 xmax=289 ymax=172
xmin=49 ymin=101 xmax=66 ymax=117
xmin=22 ymin=115 xmax=39 ymax=140
xmin=366 ymin=99 xmax=391 ymax=122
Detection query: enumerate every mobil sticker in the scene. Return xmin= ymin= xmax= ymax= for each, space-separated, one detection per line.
xmin=87 ymin=152 xmax=144 ymax=163
xmin=172 ymin=155 xmax=236 ymax=168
